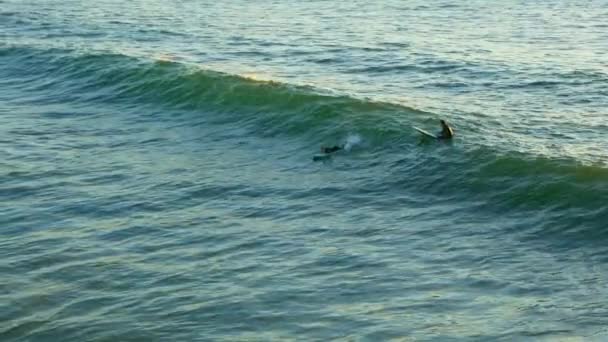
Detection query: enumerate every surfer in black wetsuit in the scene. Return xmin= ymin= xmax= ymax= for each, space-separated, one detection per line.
xmin=321 ymin=144 xmax=344 ymax=154
xmin=438 ymin=120 xmax=454 ymax=139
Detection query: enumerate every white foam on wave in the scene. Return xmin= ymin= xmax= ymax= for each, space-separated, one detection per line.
xmin=343 ymin=134 xmax=362 ymax=151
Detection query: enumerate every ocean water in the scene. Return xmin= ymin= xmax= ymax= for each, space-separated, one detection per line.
xmin=2 ymin=0 xmax=608 ymax=340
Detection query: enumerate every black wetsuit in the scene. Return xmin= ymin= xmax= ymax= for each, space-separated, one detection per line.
xmin=438 ymin=125 xmax=454 ymax=139
xmin=321 ymin=145 xmax=343 ymax=153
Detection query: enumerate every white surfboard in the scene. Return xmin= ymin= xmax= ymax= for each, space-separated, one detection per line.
xmin=413 ymin=126 xmax=437 ymax=139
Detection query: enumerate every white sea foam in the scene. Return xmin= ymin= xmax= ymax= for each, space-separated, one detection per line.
xmin=343 ymin=134 xmax=362 ymax=151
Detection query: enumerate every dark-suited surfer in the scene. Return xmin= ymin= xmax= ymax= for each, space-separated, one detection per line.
xmin=320 ymin=144 xmax=344 ymax=154
xmin=438 ymin=120 xmax=454 ymax=139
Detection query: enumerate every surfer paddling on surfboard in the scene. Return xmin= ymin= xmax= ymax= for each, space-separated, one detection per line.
xmin=320 ymin=144 xmax=344 ymax=154
xmin=313 ymin=143 xmax=345 ymax=161
xmin=314 ymin=134 xmax=362 ymax=161
xmin=320 ymin=134 xmax=362 ymax=154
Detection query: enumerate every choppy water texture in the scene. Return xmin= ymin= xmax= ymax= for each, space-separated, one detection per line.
xmin=2 ymin=0 xmax=608 ymax=340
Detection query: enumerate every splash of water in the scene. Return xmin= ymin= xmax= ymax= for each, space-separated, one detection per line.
xmin=343 ymin=134 xmax=362 ymax=151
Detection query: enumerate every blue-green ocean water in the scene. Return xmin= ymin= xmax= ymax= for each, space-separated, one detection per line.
xmin=2 ymin=0 xmax=608 ymax=340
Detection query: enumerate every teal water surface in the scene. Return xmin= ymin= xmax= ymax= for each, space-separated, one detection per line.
xmin=2 ymin=0 xmax=608 ymax=340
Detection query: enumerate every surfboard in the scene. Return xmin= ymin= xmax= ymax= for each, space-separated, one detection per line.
xmin=413 ymin=126 xmax=437 ymax=139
